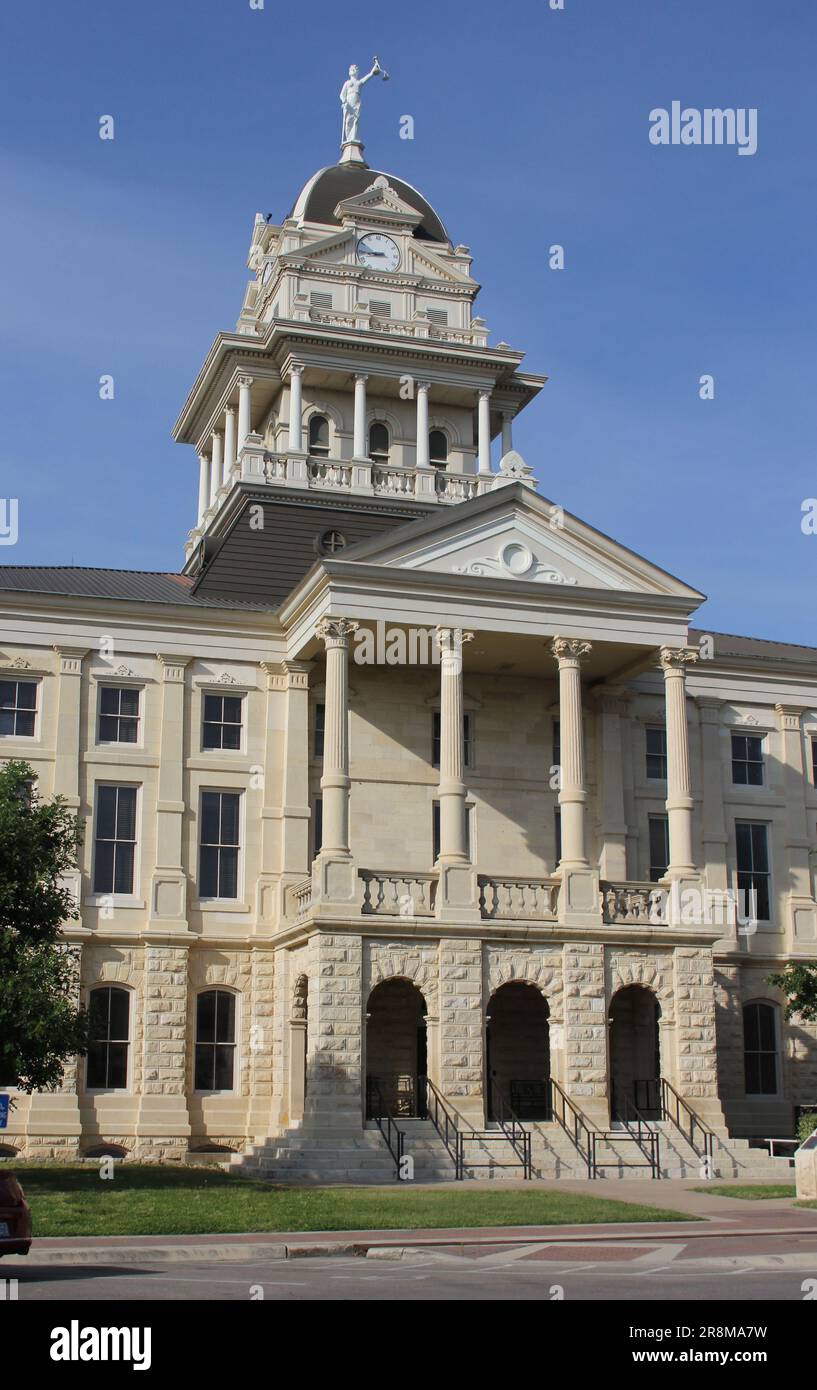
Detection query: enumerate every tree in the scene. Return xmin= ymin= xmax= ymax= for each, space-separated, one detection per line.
xmin=766 ymin=962 xmax=817 ymax=1024
xmin=0 ymin=760 xmax=89 ymax=1092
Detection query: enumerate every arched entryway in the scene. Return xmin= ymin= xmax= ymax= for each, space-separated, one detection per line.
xmin=609 ymin=985 xmax=662 ymax=1120
xmin=485 ymin=982 xmax=551 ymax=1120
xmin=366 ymin=979 xmax=428 ymax=1118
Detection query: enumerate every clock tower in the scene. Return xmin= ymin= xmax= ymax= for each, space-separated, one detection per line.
xmin=173 ymin=94 xmax=546 ymax=607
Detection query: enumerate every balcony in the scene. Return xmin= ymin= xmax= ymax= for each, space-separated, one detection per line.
xmin=601 ymin=882 xmax=668 ymax=925
xmin=247 ymin=451 xmax=486 ymax=505
xmin=478 ymin=875 xmax=559 ymax=922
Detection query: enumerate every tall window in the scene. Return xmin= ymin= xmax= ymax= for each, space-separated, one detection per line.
xmin=736 ymin=821 xmax=771 ymax=921
xmin=86 ymin=987 xmax=130 ymax=1089
xmin=648 ymin=814 xmax=670 ymax=882
xmin=811 ymin=736 xmax=817 ymax=785
xmin=429 ymin=429 xmax=448 ymax=465
xmin=0 ymin=679 xmax=37 ymax=737
xmin=314 ymin=703 xmax=325 ymax=758
xmin=308 ymin=414 xmax=330 ymax=457
xmin=554 ymin=807 xmax=562 ymax=865
xmin=202 ymin=693 xmax=242 ymax=751
xmin=432 ymin=712 xmax=473 ymax=768
xmin=93 ymin=785 xmax=137 ymax=895
xmin=312 ymin=796 xmax=323 ymax=857
xmin=199 ymin=791 xmax=240 ymax=899
xmin=368 ymin=421 xmax=390 ymax=464
xmin=98 ymin=686 xmax=139 ymax=744
xmin=195 ymin=990 xmax=237 ymax=1091
xmin=743 ymin=1001 xmax=779 ymax=1095
xmin=552 ymin=719 xmax=561 ymax=773
xmin=732 ymin=733 xmax=764 ymax=786
xmin=432 ymin=801 xmax=472 ymax=860
xmin=645 ymin=726 xmax=667 ymax=780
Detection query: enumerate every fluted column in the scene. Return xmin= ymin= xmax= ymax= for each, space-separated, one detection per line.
xmin=551 ymin=637 xmax=592 ymax=867
xmin=316 ymin=618 xmax=358 ymax=856
xmin=416 ymin=382 xmax=432 ymax=468
xmin=477 ymin=390 xmax=492 ymax=476
xmin=660 ymin=646 xmax=698 ymax=875
xmin=209 ymin=432 xmax=222 ymax=506
xmin=237 ymin=375 xmax=253 ymax=452
xmin=353 ymin=373 xmax=368 ymax=458
xmin=436 ymin=627 xmax=475 ymax=861
xmin=223 ymin=405 xmax=237 ymax=484
xmin=595 ymin=686 xmax=629 ymax=880
xmin=197 ymin=452 xmax=211 ymax=524
xmin=288 ymin=364 xmax=304 ymax=453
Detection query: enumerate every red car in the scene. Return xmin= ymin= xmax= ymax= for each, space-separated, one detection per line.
xmin=0 ymin=1173 xmax=32 ymax=1256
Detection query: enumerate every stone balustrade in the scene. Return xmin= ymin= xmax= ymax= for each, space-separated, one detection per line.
xmin=478 ymin=875 xmax=560 ymax=921
xmin=307 ymin=459 xmax=353 ymax=489
xmin=601 ymin=881 xmax=668 ymax=925
xmin=291 ymin=878 xmax=313 ymax=920
xmin=359 ymin=870 xmax=438 ymax=917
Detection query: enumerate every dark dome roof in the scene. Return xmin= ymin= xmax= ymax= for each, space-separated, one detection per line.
xmin=289 ymin=164 xmax=449 ymax=244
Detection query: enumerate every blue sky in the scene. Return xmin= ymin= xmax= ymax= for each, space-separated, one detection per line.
xmin=1 ymin=0 xmax=815 ymax=642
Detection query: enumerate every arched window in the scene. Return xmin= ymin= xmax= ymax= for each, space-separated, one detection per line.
xmin=368 ymin=421 xmax=390 ymax=464
xmin=743 ymin=1001 xmax=779 ymax=1096
xmin=308 ymin=414 xmax=329 ymax=458
xmin=429 ymin=429 xmax=448 ymax=466
xmin=87 ymin=986 xmax=130 ymax=1089
xmin=195 ymin=989 xmax=237 ymax=1091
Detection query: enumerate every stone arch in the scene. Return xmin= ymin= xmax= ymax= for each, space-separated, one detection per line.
xmin=486 ymin=951 xmax=564 ymax=1025
xmin=292 ymin=973 xmax=308 ymax=1021
xmin=608 ymin=957 xmax=674 ymax=1025
xmin=366 ymin=976 xmax=429 ymax=1117
xmin=428 ymin=415 xmax=463 ymax=447
xmin=366 ymin=405 xmax=402 ymax=438
xmin=366 ymin=947 xmax=439 ymax=1014
xmin=304 ymin=398 xmax=344 ymax=452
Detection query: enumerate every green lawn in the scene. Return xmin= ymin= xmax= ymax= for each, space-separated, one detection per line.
xmin=6 ymin=1163 xmax=697 ymax=1237
xmin=690 ymin=1183 xmax=797 ymax=1200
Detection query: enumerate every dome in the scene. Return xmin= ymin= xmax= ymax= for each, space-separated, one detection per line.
xmin=289 ymin=164 xmax=450 ymax=244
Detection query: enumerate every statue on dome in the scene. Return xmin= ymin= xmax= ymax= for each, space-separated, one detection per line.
xmin=340 ymin=57 xmax=388 ymax=147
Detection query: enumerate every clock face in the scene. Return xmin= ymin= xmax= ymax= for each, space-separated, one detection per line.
xmin=356 ymin=233 xmax=400 ymax=272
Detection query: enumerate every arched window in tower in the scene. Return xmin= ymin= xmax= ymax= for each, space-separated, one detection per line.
xmin=308 ymin=414 xmax=330 ymax=458
xmin=368 ymin=421 xmax=390 ymax=464
xmin=429 ymin=429 xmax=449 ymax=466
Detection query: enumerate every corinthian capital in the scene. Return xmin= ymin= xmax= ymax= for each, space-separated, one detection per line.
xmin=659 ymin=645 xmax=699 ymax=673
xmin=315 ymin=617 xmax=359 ymax=647
xmin=435 ymin=627 xmax=475 ymax=659
xmin=551 ymin=636 xmax=592 ymax=664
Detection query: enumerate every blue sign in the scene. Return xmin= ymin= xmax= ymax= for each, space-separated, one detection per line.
xmin=0 ymin=1095 xmax=8 ymax=1129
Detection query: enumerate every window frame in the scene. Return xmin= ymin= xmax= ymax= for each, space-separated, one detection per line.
xmin=201 ymin=691 xmax=244 ymax=754
xmin=645 ymin=725 xmax=668 ymax=781
xmin=735 ymin=819 xmax=772 ymax=923
xmin=742 ymin=999 xmax=781 ymax=1098
xmin=731 ymin=732 xmax=765 ymax=787
xmin=428 ymin=428 xmax=449 ymax=466
xmin=314 ymin=703 xmax=325 ymax=760
xmin=0 ymin=677 xmax=39 ymax=740
xmin=85 ymin=985 xmax=132 ymax=1093
xmin=198 ymin=788 xmax=243 ymax=902
xmin=307 ymin=413 xmax=330 ymax=458
xmin=91 ymin=782 xmax=140 ymax=899
xmin=648 ymin=813 xmax=670 ymax=882
xmin=431 ymin=711 xmax=474 ymax=770
xmin=194 ymin=988 xmax=239 ymax=1094
xmin=96 ymin=683 xmax=141 ymax=747
xmin=368 ymin=420 xmax=390 ymax=464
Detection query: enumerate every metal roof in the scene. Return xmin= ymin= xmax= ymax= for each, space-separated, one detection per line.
xmin=0 ymin=566 xmax=270 ymax=610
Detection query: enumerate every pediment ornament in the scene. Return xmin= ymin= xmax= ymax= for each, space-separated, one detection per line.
xmin=453 ymin=541 xmax=577 ymax=585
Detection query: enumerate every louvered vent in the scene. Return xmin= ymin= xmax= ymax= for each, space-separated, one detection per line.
xmin=426 ymin=308 xmax=449 ymax=326
xmin=309 ymin=291 xmax=333 ymax=310
xmin=369 ymin=299 xmax=392 ymax=317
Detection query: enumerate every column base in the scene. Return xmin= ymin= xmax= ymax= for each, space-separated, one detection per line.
xmin=557 ymin=865 xmax=601 ymax=928
xmin=415 ymin=467 xmax=437 ymax=498
xmin=311 ymin=852 xmax=358 ymax=911
xmin=350 ymin=458 xmax=374 ymax=493
xmin=436 ymin=860 xmax=481 ymax=922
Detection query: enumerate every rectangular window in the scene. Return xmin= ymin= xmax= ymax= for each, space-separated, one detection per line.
xmin=98 ymin=686 xmax=139 ymax=744
xmin=0 ymin=679 xmax=37 ymax=738
xmin=736 ymin=821 xmax=771 ymax=921
xmin=199 ymin=791 xmax=240 ymax=899
xmin=732 ymin=733 xmax=764 ymax=786
xmin=312 ymin=796 xmax=323 ymax=858
xmin=648 ymin=814 xmax=670 ymax=882
xmin=194 ymin=990 xmax=236 ymax=1092
xmin=554 ymin=807 xmax=562 ymax=865
xmin=314 ymin=703 xmax=325 ymax=759
xmin=86 ymin=988 xmax=130 ymax=1090
xmin=202 ymin=693 xmax=242 ymax=751
xmin=432 ymin=712 xmax=473 ymax=768
xmin=552 ymin=719 xmax=561 ymax=774
xmin=811 ymin=735 xmax=817 ymax=785
xmin=645 ymin=726 xmax=667 ymax=780
xmin=93 ymin=785 xmax=137 ymax=895
xmin=432 ymin=802 xmax=472 ymax=860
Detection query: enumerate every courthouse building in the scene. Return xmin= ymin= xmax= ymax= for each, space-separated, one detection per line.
xmin=2 ymin=112 xmax=816 ymax=1179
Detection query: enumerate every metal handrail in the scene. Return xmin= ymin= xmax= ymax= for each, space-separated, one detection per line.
xmin=424 ymin=1076 xmax=464 ymax=1180
xmin=658 ymin=1077 xmax=716 ymax=1165
xmin=487 ymin=1080 xmax=532 ymax=1179
xmin=618 ymin=1095 xmax=661 ymax=1178
xmin=550 ymin=1078 xmax=597 ymax=1179
xmin=366 ymin=1077 xmax=406 ymax=1179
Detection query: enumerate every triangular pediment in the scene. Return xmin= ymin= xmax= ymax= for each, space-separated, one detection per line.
xmin=340 ymin=484 xmax=704 ymax=601
xmin=335 ymin=178 xmax=425 ymax=228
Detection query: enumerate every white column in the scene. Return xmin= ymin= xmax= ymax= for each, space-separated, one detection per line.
xmin=416 ymin=382 xmax=431 ymax=468
xmin=551 ymin=637 xmax=592 ymax=867
xmin=436 ymin=627 xmax=475 ymax=861
xmin=223 ymin=405 xmax=236 ymax=484
xmin=237 ymin=375 xmax=253 ymax=453
xmin=315 ymin=618 xmax=358 ymax=855
xmin=660 ymin=646 xmax=698 ymax=875
xmin=477 ymin=390 xmax=492 ymax=476
xmin=501 ymin=410 xmax=514 ymax=458
xmin=353 ymin=373 xmax=368 ymax=458
xmin=288 ymin=365 xmax=304 ymax=453
xmin=210 ymin=430 xmax=223 ymax=500
xmin=197 ymin=452 xmax=211 ymax=524
xmin=596 ymin=687 xmax=629 ymax=880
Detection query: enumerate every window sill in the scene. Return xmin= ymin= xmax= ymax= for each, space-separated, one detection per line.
xmin=192 ymin=900 xmax=250 ymax=913
xmin=84 ymin=895 xmax=146 ymax=909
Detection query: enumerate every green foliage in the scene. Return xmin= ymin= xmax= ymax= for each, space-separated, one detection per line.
xmin=0 ymin=760 xmax=88 ymax=1092
xmin=797 ymin=1113 xmax=817 ymax=1144
xmin=766 ymin=961 xmax=817 ymax=1023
